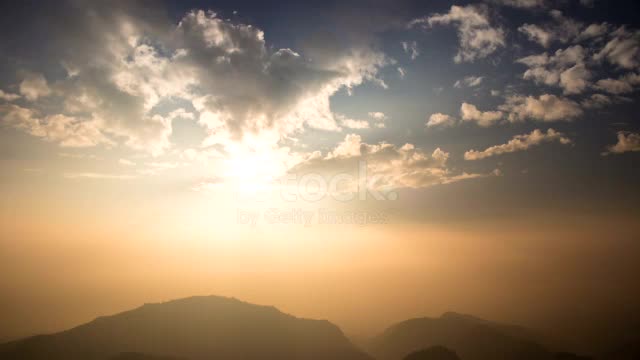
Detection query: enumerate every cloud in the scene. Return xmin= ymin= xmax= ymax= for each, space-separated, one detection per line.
xmin=118 ymin=158 xmax=136 ymax=166
xmin=180 ymin=147 xmax=223 ymax=164
xmin=559 ymin=63 xmax=592 ymax=94
xmin=595 ymin=73 xmax=640 ymax=94
xmin=0 ymin=104 xmax=112 ymax=147
xmin=3 ymin=4 xmax=390 ymax=156
xmin=493 ymin=0 xmax=547 ymax=9
xmin=603 ymin=132 xmax=640 ymax=155
xmin=576 ymin=22 xmax=611 ymax=42
xmin=427 ymin=113 xmax=456 ymax=128
xmin=334 ymin=111 xmax=387 ymax=130
xmin=518 ymin=10 xmax=583 ymax=48
xmin=179 ymin=11 xmax=390 ymax=148
xmin=499 ymin=94 xmax=583 ymax=122
xmin=411 ymin=5 xmax=505 ymax=63
xmin=580 ymin=94 xmax=613 ymax=109
xmin=516 ymin=45 xmax=591 ymax=94
xmin=397 ymin=67 xmax=406 ymax=79
xmin=368 ymin=112 xmax=387 ymax=128
xmin=594 ymin=26 xmax=640 ymax=69
xmin=0 ymin=89 xmax=20 ymax=101
xmin=454 ymin=75 xmax=484 ymax=88
xmin=580 ymin=0 xmax=596 ymax=7
xmin=63 ymin=172 xmax=136 ymax=180
xmin=177 ymin=11 xmax=387 ymax=151
xmin=401 ymin=41 xmax=419 ymax=60
xmin=519 ymin=24 xmax=554 ymax=48
xmin=59 ymin=152 xmax=100 ymax=160
xmin=339 ymin=115 xmax=370 ymax=129
xmin=368 ymin=112 xmax=387 ymax=121
xmin=19 ymin=72 xmax=51 ymax=101
xmin=464 ymin=128 xmax=571 ymax=160
xmin=460 ymin=102 xmax=503 ymax=127
xmin=290 ymin=134 xmax=490 ymax=190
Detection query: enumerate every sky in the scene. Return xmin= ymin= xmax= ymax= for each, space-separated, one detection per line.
xmin=0 ymin=0 xmax=639 ymax=353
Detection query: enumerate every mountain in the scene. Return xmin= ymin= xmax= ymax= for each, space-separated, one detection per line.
xmin=402 ymin=346 xmax=460 ymax=360
xmin=0 ymin=295 xmax=372 ymax=360
xmin=552 ymin=353 xmax=592 ymax=360
xmin=368 ymin=312 xmax=554 ymax=360
xmin=109 ymin=354 xmax=186 ymax=360
xmin=602 ymin=339 xmax=640 ymax=360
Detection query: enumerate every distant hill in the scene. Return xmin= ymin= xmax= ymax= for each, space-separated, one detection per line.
xmin=402 ymin=345 xmax=460 ymax=360
xmin=0 ymin=296 xmax=372 ymax=360
xmin=109 ymin=353 xmax=186 ymax=360
xmin=602 ymin=339 xmax=640 ymax=360
xmin=552 ymin=352 xmax=592 ymax=360
xmin=369 ymin=312 xmax=554 ymax=360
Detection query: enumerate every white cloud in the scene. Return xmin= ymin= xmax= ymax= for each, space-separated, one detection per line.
xmin=518 ymin=10 xmax=583 ymax=48
xmin=576 ymin=23 xmax=611 ymax=42
xmin=499 ymin=94 xmax=583 ymax=122
xmin=519 ymin=24 xmax=554 ymax=48
xmin=397 ymin=67 xmax=406 ymax=79
xmin=181 ymin=147 xmax=223 ymax=164
xmin=494 ymin=0 xmax=546 ymax=8
xmin=59 ymin=152 xmax=99 ymax=160
xmin=368 ymin=112 xmax=387 ymax=121
xmin=118 ymin=158 xmax=136 ymax=166
xmin=328 ymin=112 xmax=389 ymax=131
xmin=64 ymin=172 xmax=136 ymax=180
xmin=19 ymin=73 xmax=51 ymax=101
xmin=427 ymin=113 xmax=456 ymax=128
xmin=454 ymin=75 xmax=484 ymax=88
xmin=0 ymin=104 xmax=112 ymax=147
xmin=595 ymin=73 xmax=640 ymax=94
xmin=411 ymin=5 xmax=505 ymax=63
xmin=5 ymin=6 xmax=390 ymax=157
xmin=516 ymin=45 xmax=592 ymax=94
xmin=368 ymin=112 xmax=387 ymax=128
xmin=460 ymin=102 xmax=503 ymax=127
xmin=401 ymin=41 xmax=419 ymax=60
xmin=0 ymin=89 xmax=20 ymax=101
xmin=339 ymin=116 xmax=370 ymax=130
xmin=559 ymin=63 xmax=591 ymax=94
xmin=291 ymin=134 xmax=490 ymax=190
xmin=369 ymin=111 xmax=387 ymax=121
xmin=581 ymin=94 xmax=613 ymax=109
xmin=603 ymin=132 xmax=640 ymax=155
xmin=594 ymin=26 xmax=640 ymax=69
xmin=465 ymin=128 xmax=571 ymax=160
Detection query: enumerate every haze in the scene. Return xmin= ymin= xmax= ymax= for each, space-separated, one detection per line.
xmin=1 ymin=0 xmax=639 ymax=358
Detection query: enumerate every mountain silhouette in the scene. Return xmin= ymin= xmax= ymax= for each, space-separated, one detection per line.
xmin=369 ymin=312 xmax=553 ymax=360
xmin=109 ymin=353 xmax=186 ymax=360
xmin=402 ymin=346 xmax=460 ymax=360
xmin=602 ymin=339 xmax=640 ymax=360
xmin=0 ymin=295 xmax=372 ymax=360
xmin=552 ymin=352 xmax=592 ymax=360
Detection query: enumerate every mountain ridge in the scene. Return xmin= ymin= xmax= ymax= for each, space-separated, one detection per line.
xmin=0 ymin=295 xmax=372 ymax=360
xmin=369 ymin=311 xmax=554 ymax=360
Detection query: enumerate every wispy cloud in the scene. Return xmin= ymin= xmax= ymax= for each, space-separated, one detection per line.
xmin=465 ymin=129 xmax=572 ymax=160
xmin=63 ymin=172 xmax=137 ymax=180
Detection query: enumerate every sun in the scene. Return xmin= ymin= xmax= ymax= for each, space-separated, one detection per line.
xmin=222 ymin=144 xmax=293 ymax=199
